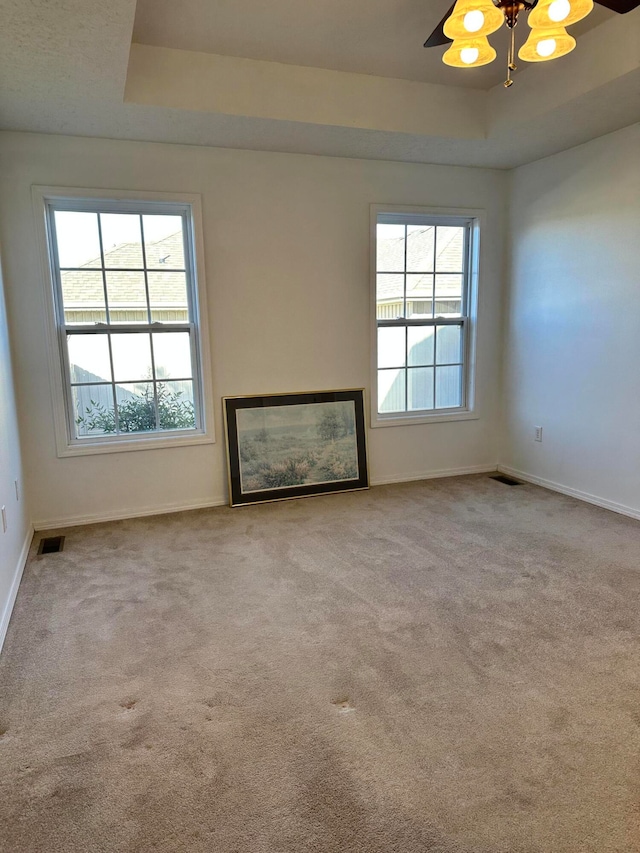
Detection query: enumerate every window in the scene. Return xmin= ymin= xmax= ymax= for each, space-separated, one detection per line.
xmin=36 ymin=189 xmax=213 ymax=456
xmin=371 ymin=207 xmax=479 ymax=426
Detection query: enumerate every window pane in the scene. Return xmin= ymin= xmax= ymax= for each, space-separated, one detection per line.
xmin=377 ymin=224 xmax=405 ymax=272
xmin=374 ymin=216 xmax=470 ymax=420
xmin=105 ymin=272 xmax=148 ymax=324
xmin=436 ymin=226 xmax=464 ymax=272
xmin=60 ymin=271 xmax=106 ymax=323
xmin=54 ymin=212 xmax=102 ymax=268
xmin=406 ymin=225 xmax=435 ymax=272
xmin=143 ymin=216 xmax=185 ymax=270
xmin=434 ymin=274 xmax=463 ymax=316
xmin=408 ymin=367 xmax=434 ymax=411
xmin=378 ymin=327 xmax=405 ymax=369
xmin=116 ymin=383 xmax=157 ymax=432
xmin=73 ymin=385 xmax=115 ymax=437
xmin=152 ymin=332 xmax=193 ymax=379
xmin=158 ymin=381 xmax=195 ymax=430
xmin=408 ymin=326 xmax=435 ymax=366
xmin=48 ymin=200 xmax=203 ymax=444
xmin=148 ymin=272 xmax=189 ymax=322
xmin=376 ymin=274 xmax=404 ymax=320
xmin=100 ymin=214 xmax=143 ymax=269
xmin=111 ymin=333 xmax=152 ymax=382
xmin=436 ymin=325 xmax=463 ymax=365
xmin=378 ymin=369 xmax=406 ymax=413
xmin=436 ymin=366 xmax=463 ymax=409
xmin=68 ymin=334 xmax=112 ymax=383
xmin=406 ymin=274 xmax=433 ymax=318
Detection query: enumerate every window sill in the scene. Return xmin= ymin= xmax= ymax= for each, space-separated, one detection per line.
xmin=56 ymin=430 xmax=215 ymax=458
xmin=371 ymin=409 xmax=479 ymax=428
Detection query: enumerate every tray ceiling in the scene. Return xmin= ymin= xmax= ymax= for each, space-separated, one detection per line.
xmin=133 ymin=0 xmax=614 ymax=90
xmin=0 ymin=0 xmax=637 ymax=169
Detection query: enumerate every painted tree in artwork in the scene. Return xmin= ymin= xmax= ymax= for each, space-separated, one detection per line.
xmin=317 ymin=409 xmax=342 ymax=443
xmin=340 ymin=405 xmax=355 ymax=435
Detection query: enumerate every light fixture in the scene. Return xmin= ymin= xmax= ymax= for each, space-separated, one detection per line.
xmin=518 ymin=25 xmax=576 ymax=60
xmin=528 ymin=0 xmax=593 ymax=27
xmin=426 ymin=0 xmax=595 ymax=87
xmin=443 ymin=35 xmax=498 ymax=66
xmin=443 ymin=0 xmax=505 ymax=38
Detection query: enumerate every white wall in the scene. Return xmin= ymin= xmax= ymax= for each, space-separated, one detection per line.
xmin=0 ymin=132 xmax=506 ymax=527
xmin=0 ymin=247 xmax=31 ymax=649
xmin=501 ymin=123 xmax=640 ymax=518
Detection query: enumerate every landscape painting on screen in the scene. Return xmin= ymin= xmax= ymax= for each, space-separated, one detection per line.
xmin=224 ymin=390 xmax=368 ymax=506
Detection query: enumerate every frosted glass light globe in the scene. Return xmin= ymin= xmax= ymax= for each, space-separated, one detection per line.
xmin=548 ymin=0 xmax=571 ymax=21
xmin=460 ymin=46 xmax=480 ymax=64
xmin=536 ymin=38 xmax=557 ymax=56
xmin=463 ymin=10 xmax=485 ymax=32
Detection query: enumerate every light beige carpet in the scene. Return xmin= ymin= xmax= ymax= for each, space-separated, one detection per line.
xmin=1 ymin=475 xmax=640 ymax=852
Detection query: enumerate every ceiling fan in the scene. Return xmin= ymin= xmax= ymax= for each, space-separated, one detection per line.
xmin=424 ymin=0 xmax=639 ymax=86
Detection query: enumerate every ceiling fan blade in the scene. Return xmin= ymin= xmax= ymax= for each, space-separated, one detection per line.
xmin=594 ymin=0 xmax=639 ymax=12
xmin=424 ymin=2 xmax=456 ymax=47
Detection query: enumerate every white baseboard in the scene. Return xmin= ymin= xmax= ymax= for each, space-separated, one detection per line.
xmin=497 ymin=465 xmax=640 ymax=521
xmin=0 ymin=525 xmax=34 ymax=654
xmin=371 ymin=464 xmax=497 ymax=487
xmin=35 ymin=466 xmax=500 ymax=529
xmin=33 ymin=497 xmax=227 ymax=531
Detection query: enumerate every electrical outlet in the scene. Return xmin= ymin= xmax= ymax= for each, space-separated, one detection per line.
xmin=14 ymin=480 xmax=19 ymax=501
xmin=1 ymin=506 xmax=6 ymax=533
xmin=534 ymin=426 xmax=543 ymax=442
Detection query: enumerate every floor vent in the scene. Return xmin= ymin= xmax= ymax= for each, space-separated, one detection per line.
xmin=37 ymin=536 xmax=65 ymax=555
xmin=490 ymin=474 xmax=522 ymax=486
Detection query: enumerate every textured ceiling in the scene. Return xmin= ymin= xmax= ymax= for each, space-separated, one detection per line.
xmin=0 ymin=0 xmax=637 ymax=169
xmin=132 ymin=0 xmax=614 ymax=90
xmin=1 ymin=0 xmax=135 ymax=100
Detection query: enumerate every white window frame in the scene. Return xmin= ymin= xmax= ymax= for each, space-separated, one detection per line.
xmin=32 ymin=186 xmax=215 ymax=457
xmin=370 ymin=204 xmax=482 ymax=428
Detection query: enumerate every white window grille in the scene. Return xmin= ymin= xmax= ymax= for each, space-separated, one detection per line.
xmin=371 ymin=207 xmax=480 ymax=426
xmin=36 ymin=190 xmax=213 ymax=455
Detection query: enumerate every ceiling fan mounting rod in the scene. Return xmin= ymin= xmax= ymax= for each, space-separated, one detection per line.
xmin=493 ymin=0 xmax=529 ymax=27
